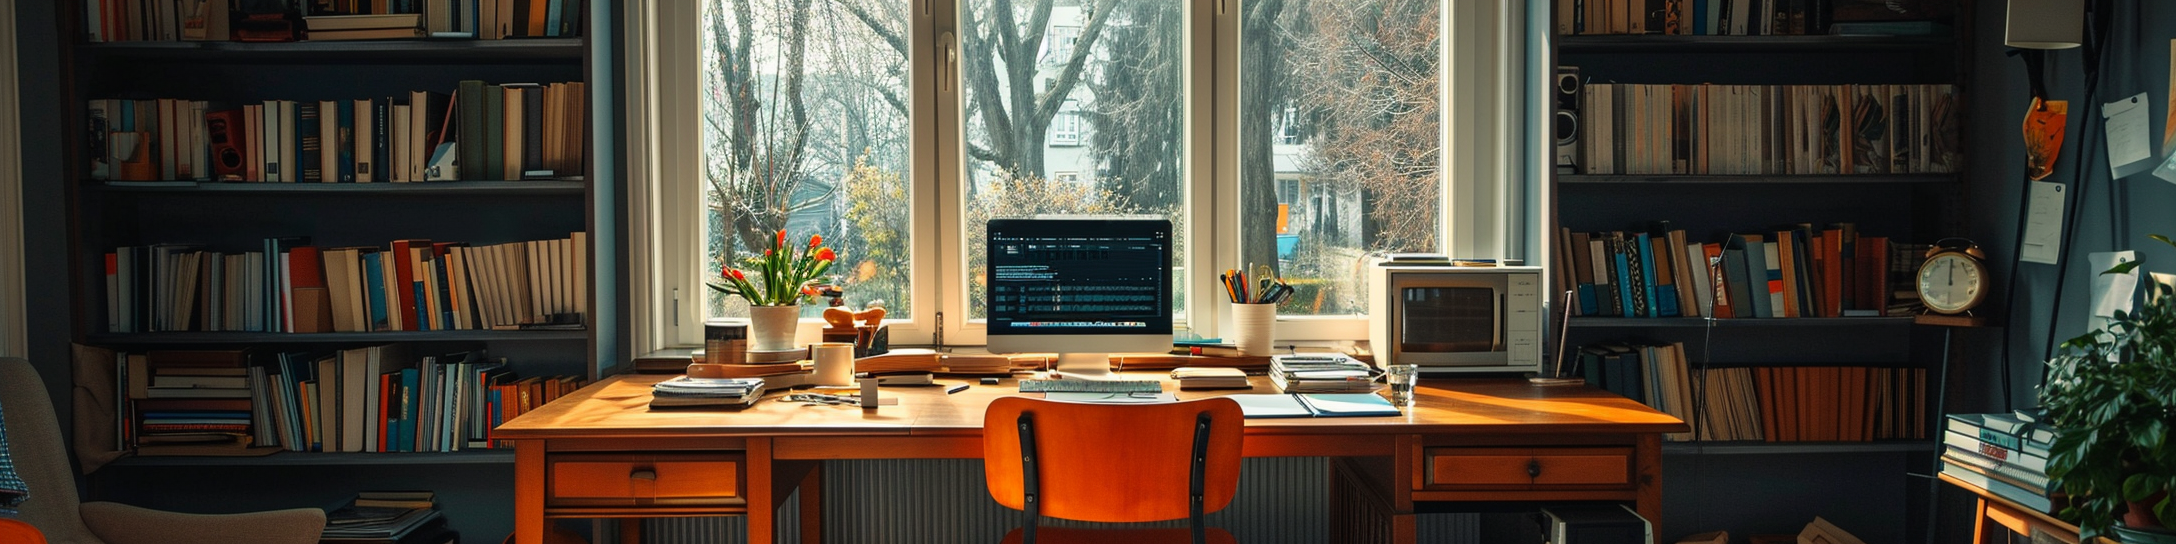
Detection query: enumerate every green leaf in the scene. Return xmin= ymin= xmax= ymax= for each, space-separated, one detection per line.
xmin=2126 ymin=473 xmax=2161 ymax=502
xmin=2153 ymin=233 xmax=2176 ymax=250
xmin=2105 ymin=259 xmax=2145 ymax=275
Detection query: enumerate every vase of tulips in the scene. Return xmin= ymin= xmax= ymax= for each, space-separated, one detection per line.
xmin=710 ymin=230 xmax=837 ymax=351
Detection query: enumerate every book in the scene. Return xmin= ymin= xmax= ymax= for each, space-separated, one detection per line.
xmin=308 ymin=27 xmax=426 ymax=41
xmin=1227 ymin=393 xmax=1401 ymax=418
xmin=1170 ymin=367 xmax=1250 ymax=390
xmin=304 ymin=14 xmax=423 ymax=31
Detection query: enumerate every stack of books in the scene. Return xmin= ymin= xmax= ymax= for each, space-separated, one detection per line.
xmin=321 ymin=491 xmax=455 ymax=544
xmin=304 ymin=14 xmax=425 ymax=41
xmin=1940 ymin=412 xmax=2058 ymax=513
xmin=649 ymin=377 xmax=764 ymax=409
xmin=1268 ymin=354 xmax=1375 ymax=394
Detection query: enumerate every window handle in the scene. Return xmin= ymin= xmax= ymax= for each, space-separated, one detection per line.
xmin=939 ymin=32 xmax=958 ymax=93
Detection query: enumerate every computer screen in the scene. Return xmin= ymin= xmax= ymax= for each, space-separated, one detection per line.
xmin=985 ymin=217 xmax=1172 ymax=377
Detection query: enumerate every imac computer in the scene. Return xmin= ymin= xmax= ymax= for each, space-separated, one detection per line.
xmin=985 ymin=217 xmax=1174 ymax=380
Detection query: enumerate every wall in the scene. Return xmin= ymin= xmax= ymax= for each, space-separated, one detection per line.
xmin=1967 ymin=1 xmax=2176 ymax=414
xmin=18 ymin=0 xmax=75 ymax=437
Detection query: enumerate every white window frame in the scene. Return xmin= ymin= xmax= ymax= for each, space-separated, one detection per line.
xmin=1049 ymin=105 xmax=1085 ymax=147
xmin=625 ymin=0 xmax=1531 ymax=353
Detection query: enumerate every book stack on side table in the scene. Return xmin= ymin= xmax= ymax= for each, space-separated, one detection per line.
xmin=1940 ymin=412 xmax=2058 ymax=513
xmin=321 ymin=491 xmax=455 ymax=544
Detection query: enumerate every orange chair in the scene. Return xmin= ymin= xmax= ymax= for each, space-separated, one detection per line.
xmin=0 ymin=518 xmax=48 ymax=544
xmin=982 ymin=397 xmax=1244 ymax=544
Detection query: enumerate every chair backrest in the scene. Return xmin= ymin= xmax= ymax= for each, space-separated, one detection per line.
xmin=982 ymin=396 xmax=1243 ymax=523
xmin=0 ymin=357 xmax=94 ymax=540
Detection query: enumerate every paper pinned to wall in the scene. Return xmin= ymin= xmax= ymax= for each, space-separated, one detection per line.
xmin=2104 ymin=92 xmax=2154 ymax=179
xmin=2088 ymin=250 xmax=2136 ymax=333
xmin=2021 ymin=181 xmax=2066 ymax=265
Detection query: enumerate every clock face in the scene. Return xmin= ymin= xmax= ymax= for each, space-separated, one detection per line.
xmin=1918 ymin=252 xmax=1986 ymax=314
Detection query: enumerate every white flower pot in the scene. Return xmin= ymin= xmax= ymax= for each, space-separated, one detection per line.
xmin=748 ymin=305 xmax=802 ymax=351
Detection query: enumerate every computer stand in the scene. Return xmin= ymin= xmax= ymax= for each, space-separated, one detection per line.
xmin=1048 ymin=352 xmax=1121 ymax=380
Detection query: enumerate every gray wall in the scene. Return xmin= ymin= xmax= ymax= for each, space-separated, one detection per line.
xmin=18 ymin=0 xmax=76 ymax=443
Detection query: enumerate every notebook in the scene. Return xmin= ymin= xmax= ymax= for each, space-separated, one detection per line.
xmin=1227 ymin=393 xmax=1403 ymax=418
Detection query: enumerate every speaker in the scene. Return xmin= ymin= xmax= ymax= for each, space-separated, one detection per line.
xmin=207 ymin=109 xmax=246 ymax=181
xmin=1554 ymin=66 xmax=1581 ymax=173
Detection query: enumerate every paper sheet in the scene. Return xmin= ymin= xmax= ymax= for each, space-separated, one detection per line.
xmin=2104 ymin=93 xmax=2154 ymax=179
xmin=2021 ymin=181 xmax=2066 ymax=265
xmin=2087 ymin=250 xmax=2136 ymax=333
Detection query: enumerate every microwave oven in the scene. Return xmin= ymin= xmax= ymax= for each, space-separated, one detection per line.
xmin=1367 ymin=262 xmax=1545 ymax=373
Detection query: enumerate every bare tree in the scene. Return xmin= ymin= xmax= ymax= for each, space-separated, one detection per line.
xmin=705 ymin=0 xmax=830 ymax=257
xmin=1286 ymin=0 xmax=1439 ymax=253
xmin=1084 ymin=1 xmax=1181 ymax=211
xmin=1240 ymin=0 xmax=1292 ymax=270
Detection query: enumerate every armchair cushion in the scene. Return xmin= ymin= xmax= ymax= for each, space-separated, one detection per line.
xmin=79 ymin=501 xmax=323 ymax=544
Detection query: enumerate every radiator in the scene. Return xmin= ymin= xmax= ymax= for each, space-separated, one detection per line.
xmin=641 ymin=458 xmax=1478 ymax=543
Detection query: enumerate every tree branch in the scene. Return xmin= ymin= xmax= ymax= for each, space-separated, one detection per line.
xmin=1035 ymin=0 xmax=1115 ymax=125
xmin=830 ymin=0 xmax=910 ymax=63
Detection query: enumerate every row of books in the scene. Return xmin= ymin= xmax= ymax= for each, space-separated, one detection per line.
xmin=104 ymin=233 xmax=588 ymax=333
xmin=1940 ymin=412 xmax=2058 ymax=514
xmin=1552 ymin=224 xmax=1928 ymax=318
xmin=85 ymin=0 xmax=586 ymax=43
xmin=115 ymin=347 xmax=585 ymax=453
xmin=1573 ymin=83 xmax=1960 ymax=176
xmin=87 ymin=80 xmax=588 ymax=183
xmin=1576 ymin=343 xmax=1929 ymax=442
xmin=1555 ymin=0 xmax=1951 ymax=37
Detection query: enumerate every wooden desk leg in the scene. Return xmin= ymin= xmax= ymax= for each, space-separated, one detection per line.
xmin=1974 ymin=498 xmax=1993 ymax=544
xmin=748 ymin=437 xmax=776 ymax=544
xmin=1635 ymin=434 xmax=1663 ymax=537
xmin=799 ymin=462 xmax=823 ymax=544
xmin=514 ymin=440 xmax=545 ymax=544
xmin=620 ymin=519 xmax=643 ymax=544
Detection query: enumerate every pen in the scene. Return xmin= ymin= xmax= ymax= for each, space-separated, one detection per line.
xmin=946 ymin=384 xmax=970 ymax=394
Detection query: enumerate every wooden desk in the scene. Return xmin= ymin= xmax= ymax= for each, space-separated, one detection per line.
xmin=1941 ymin=473 xmax=2117 ymax=544
xmin=497 ymin=374 xmax=1687 ymax=544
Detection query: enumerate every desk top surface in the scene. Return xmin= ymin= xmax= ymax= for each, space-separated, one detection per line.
xmin=495 ymin=373 xmax=1688 ymax=440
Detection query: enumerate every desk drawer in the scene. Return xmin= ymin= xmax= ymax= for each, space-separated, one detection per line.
xmin=548 ymin=452 xmax=745 ymax=507
xmin=1422 ymin=447 xmax=1632 ymax=490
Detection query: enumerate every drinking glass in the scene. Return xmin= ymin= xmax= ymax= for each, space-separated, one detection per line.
xmin=1384 ymin=364 xmax=1419 ymax=405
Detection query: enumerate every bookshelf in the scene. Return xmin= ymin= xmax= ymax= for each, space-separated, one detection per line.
xmin=1549 ymin=1 xmax=1976 ymax=542
xmin=58 ymin=4 xmax=613 ymax=540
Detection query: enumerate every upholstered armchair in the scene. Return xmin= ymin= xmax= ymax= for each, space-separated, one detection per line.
xmin=0 ymin=357 xmax=325 ymax=544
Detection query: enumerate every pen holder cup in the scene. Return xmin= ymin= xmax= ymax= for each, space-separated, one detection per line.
xmin=1231 ymin=303 xmax=1277 ymax=356
xmin=811 ymin=342 xmax=857 ymax=387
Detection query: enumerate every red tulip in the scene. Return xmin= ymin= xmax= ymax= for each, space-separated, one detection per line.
xmin=809 ymin=234 xmax=823 ymax=248
xmin=815 ymin=247 xmax=836 ymax=262
xmin=721 ymin=265 xmax=731 ymax=277
xmin=727 ymin=269 xmax=745 ymax=280
xmin=776 ymin=230 xmax=787 ymax=248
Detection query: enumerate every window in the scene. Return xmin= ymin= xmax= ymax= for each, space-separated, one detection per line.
xmin=630 ymin=0 xmax=1533 ymax=349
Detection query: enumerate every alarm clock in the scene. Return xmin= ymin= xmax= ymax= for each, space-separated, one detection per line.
xmin=1917 ymin=238 xmax=1988 ymax=315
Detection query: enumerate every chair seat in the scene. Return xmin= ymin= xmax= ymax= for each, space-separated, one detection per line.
xmin=0 ymin=518 xmax=49 ymax=544
xmin=1000 ymin=526 xmax=1236 ymax=544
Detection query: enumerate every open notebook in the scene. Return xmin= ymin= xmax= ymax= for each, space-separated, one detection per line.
xmin=1226 ymin=393 xmax=1403 ymax=418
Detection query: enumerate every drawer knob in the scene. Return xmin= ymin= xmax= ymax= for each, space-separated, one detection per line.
xmin=631 ymin=469 xmax=657 ymax=481
xmin=1526 ymin=459 xmax=1541 ymax=478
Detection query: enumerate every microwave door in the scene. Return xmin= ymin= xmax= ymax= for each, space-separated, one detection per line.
xmin=1400 ymin=287 xmax=1500 ymax=362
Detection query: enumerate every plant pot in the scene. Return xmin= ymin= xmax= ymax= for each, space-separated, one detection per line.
xmin=748 ymin=305 xmax=802 ymax=351
xmin=2127 ymin=490 xmax=2172 ymax=531
xmin=2115 ymin=524 xmax=2176 ymax=544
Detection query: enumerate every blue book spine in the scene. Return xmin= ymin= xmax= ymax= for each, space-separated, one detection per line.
xmin=398 ymin=368 xmax=419 ymax=452
xmin=1636 ymin=233 xmax=1662 ymax=318
xmin=545 ymin=0 xmax=563 ymax=37
xmin=1576 ymin=284 xmax=1599 ymax=316
xmin=435 ymin=255 xmax=454 ymax=328
xmin=362 ymin=252 xmax=388 ymax=331
xmin=413 ymin=282 xmax=430 ymax=330
xmin=336 ymin=100 xmax=355 ymax=182
xmin=1613 ymin=248 xmax=1635 ymax=318
xmin=119 ymin=99 xmax=134 ymax=131
xmin=1693 ymin=0 xmax=1708 ymax=35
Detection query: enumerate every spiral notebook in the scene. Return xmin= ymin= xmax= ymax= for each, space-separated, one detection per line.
xmin=1227 ymin=393 xmax=1402 ymax=418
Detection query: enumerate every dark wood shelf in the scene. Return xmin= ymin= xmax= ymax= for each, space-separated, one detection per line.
xmin=107 ymin=450 xmax=515 ymax=467
xmin=87 ymin=330 xmax=588 ymax=345
xmin=1663 ymin=440 xmax=1936 ymax=455
xmin=1558 ymin=34 xmax=1952 ymax=53
xmin=1559 ymin=174 xmax=1954 ymax=185
xmin=93 ymin=180 xmax=586 ymax=195
xmin=74 ymin=38 xmax=584 ymax=63
xmin=1570 ymin=316 xmax=1914 ymax=328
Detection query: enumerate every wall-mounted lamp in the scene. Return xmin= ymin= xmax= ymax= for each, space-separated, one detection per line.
xmin=2006 ymin=0 xmax=2083 ymax=49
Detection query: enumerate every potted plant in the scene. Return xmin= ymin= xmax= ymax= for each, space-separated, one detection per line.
xmin=710 ymin=230 xmax=837 ymax=351
xmin=2042 ymin=236 xmax=2176 ymax=542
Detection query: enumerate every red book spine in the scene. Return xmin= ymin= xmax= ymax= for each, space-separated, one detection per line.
xmin=388 ymin=239 xmax=429 ymax=331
